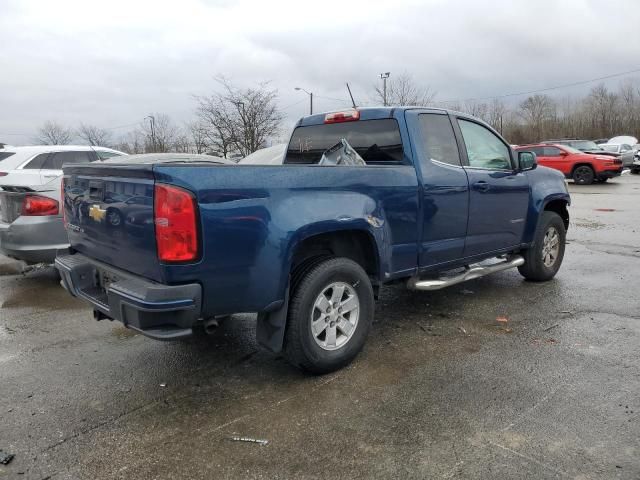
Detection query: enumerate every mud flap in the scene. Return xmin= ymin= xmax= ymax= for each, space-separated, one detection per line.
xmin=256 ymin=286 xmax=290 ymax=353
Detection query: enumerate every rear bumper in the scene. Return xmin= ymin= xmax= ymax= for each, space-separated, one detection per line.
xmin=55 ymin=252 xmax=202 ymax=340
xmin=0 ymin=216 xmax=68 ymax=264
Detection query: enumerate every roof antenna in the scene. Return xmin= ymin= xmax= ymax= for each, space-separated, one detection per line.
xmin=346 ymin=83 xmax=357 ymax=108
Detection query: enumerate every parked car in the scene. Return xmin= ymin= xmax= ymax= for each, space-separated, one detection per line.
xmin=238 ymin=144 xmax=286 ymax=165
xmin=515 ymin=143 xmax=623 ymax=185
xmin=0 ymin=145 xmax=126 ymax=263
xmin=599 ymin=143 xmax=635 ymax=167
xmin=56 ymin=107 xmax=570 ymax=373
xmin=629 ymin=144 xmax=640 ymax=174
xmin=540 ymin=139 xmax=611 ymax=156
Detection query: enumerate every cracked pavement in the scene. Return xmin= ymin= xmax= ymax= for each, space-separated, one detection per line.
xmin=1 ymin=174 xmax=639 ymax=479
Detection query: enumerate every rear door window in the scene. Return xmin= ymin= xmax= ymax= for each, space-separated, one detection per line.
xmin=418 ymin=114 xmax=461 ymax=167
xmin=285 ymin=119 xmax=404 ymax=165
xmin=23 ymin=153 xmax=50 ymax=169
xmin=0 ymin=152 xmax=15 ymax=162
xmin=43 ymin=151 xmax=92 ymax=170
xmin=543 ymin=146 xmax=562 ymax=157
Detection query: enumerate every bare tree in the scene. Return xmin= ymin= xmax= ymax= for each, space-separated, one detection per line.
xmin=77 ymin=123 xmax=112 ymax=146
xmin=374 ymin=73 xmax=436 ymax=106
xmin=586 ymin=84 xmax=619 ymax=136
xmin=35 ymin=121 xmax=73 ymax=145
xmin=140 ymin=114 xmax=180 ymax=153
xmin=194 ymin=94 xmax=234 ymax=157
xmin=186 ymin=120 xmax=209 ymax=154
xmin=114 ymin=130 xmax=145 ymax=154
xmin=487 ymin=99 xmax=508 ymax=134
xmin=519 ymin=94 xmax=556 ymax=141
xmin=195 ymin=77 xmax=284 ymax=157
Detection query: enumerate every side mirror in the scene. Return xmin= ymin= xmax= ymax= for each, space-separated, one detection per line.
xmin=518 ymin=151 xmax=537 ymax=171
xmin=558 ymin=150 xmax=568 ymax=157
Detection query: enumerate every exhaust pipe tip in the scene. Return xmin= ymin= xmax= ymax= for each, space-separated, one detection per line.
xmin=203 ymin=317 xmax=220 ymax=335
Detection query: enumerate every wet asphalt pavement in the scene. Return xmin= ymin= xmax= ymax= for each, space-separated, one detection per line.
xmin=1 ymin=175 xmax=639 ymax=480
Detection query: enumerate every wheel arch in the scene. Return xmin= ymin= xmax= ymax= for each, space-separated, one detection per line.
xmin=543 ymin=198 xmax=570 ymax=230
xmin=571 ymin=162 xmax=595 ymax=175
xmin=256 ymin=227 xmax=382 ymax=354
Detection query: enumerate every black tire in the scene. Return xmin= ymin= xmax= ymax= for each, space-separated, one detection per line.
xmin=572 ymin=165 xmax=595 ymax=185
xmin=631 ymin=168 xmax=640 ymax=175
xmin=518 ymin=211 xmax=566 ymax=282
xmin=106 ymin=209 xmax=123 ymax=227
xmin=284 ymin=257 xmax=374 ymax=374
xmin=598 ymin=177 xmax=608 ymax=183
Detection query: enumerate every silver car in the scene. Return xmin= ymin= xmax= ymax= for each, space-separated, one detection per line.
xmin=600 ymin=143 xmax=635 ymax=168
xmin=0 ymin=145 xmax=126 ymax=264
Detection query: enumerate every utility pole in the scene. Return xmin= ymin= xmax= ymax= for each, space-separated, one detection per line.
xmin=294 ymin=87 xmax=313 ymax=115
xmin=145 ymin=115 xmax=156 ymax=152
xmin=380 ymin=72 xmax=390 ymax=106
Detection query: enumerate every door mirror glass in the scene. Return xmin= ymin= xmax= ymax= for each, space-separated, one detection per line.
xmin=518 ymin=151 xmax=537 ymax=171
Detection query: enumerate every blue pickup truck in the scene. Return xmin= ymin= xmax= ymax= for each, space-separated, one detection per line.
xmin=56 ymin=107 xmax=570 ymax=373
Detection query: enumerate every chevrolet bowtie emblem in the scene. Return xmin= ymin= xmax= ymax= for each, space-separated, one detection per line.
xmin=89 ymin=204 xmax=106 ymax=222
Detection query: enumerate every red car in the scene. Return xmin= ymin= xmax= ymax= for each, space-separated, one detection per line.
xmin=515 ymin=144 xmax=623 ymax=185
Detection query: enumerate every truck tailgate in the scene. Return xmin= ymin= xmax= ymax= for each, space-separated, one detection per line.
xmin=63 ymin=164 xmax=163 ymax=282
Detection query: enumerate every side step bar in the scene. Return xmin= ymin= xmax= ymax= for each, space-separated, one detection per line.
xmin=407 ymin=255 xmax=525 ymax=291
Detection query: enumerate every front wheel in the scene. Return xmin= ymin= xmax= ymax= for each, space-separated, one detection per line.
xmin=518 ymin=211 xmax=566 ymax=282
xmin=284 ymin=257 xmax=374 ymax=374
xmin=572 ymin=165 xmax=595 ymax=185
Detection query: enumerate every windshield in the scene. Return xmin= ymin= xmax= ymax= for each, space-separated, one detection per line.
xmin=563 ymin=146 xmax=584 ymax=154
xmin=600 ymin=144 xmax=619 ymax=152
xmin=571 ymin=140 xmax=600 ymax=151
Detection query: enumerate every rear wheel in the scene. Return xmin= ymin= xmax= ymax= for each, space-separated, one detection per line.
xmin=284 ymin=257 xmax=374 ymax=374
xmin=518 ymin=211 xmax=566 ymax=282
xmin=572 ymin=166 xmax=595 ymax=185
xmin=631 ymin=168 xmax=640 ymax=175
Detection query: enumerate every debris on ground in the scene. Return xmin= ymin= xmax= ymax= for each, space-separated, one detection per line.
xmin=229 ymin=436 xmax=269 ymax=446
xmin=533 ymin=337 xmax=557 ymax=345
xmin=496 ymin=316 xmax=509 ymax=323
xmin=418 ymin=322 xmax=430 ymax=333
xmin=543 ymin=324 xmax=559 ymax=332
xmin=457 ymin=325 xmax=468 ymax=335
xmin=0 ymin=450 xmax=15 ymax=465
xmin=460 ymin=289 xmax=474 ymax=295
xmin=159 ymin=383 xmax=167 ymax=388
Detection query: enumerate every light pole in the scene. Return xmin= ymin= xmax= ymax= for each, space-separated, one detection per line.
xmin=379 ymin=72 xmax=390 ymax=106
xmin=294 ymin=87 xmax=313 ymax=115
xmin=145 ymin=115 xmax=156 ymax=152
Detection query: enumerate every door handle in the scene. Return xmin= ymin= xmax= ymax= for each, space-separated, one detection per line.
xmin=472 ymin=181 xmax=490 ymax=192
xmin=43 ymin=174 xmax=59 ymax=179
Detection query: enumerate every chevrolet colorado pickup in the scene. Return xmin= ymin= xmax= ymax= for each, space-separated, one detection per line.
xmin=56 ymin=107 xmax=570 ymax=373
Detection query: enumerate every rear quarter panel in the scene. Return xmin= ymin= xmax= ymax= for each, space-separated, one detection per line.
xmin=154 ymin=164 xmax=419 ymax=316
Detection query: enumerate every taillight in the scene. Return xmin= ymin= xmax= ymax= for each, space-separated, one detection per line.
xmin=324 ymin=110 xmax=360 ymax=124
xmin=613 ymin=159 xmax=622 ymax=165
xmin=154 ymin=184 xmax=198 ymax=262
xmin=22 ymin=195 xmax=59 ymax=216
xmin=0 ymin=172 xmax=7 ymax=177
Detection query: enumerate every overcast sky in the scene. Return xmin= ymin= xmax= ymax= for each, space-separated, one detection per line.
xmin=1 ymin=0 xmax=639 ymax=145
